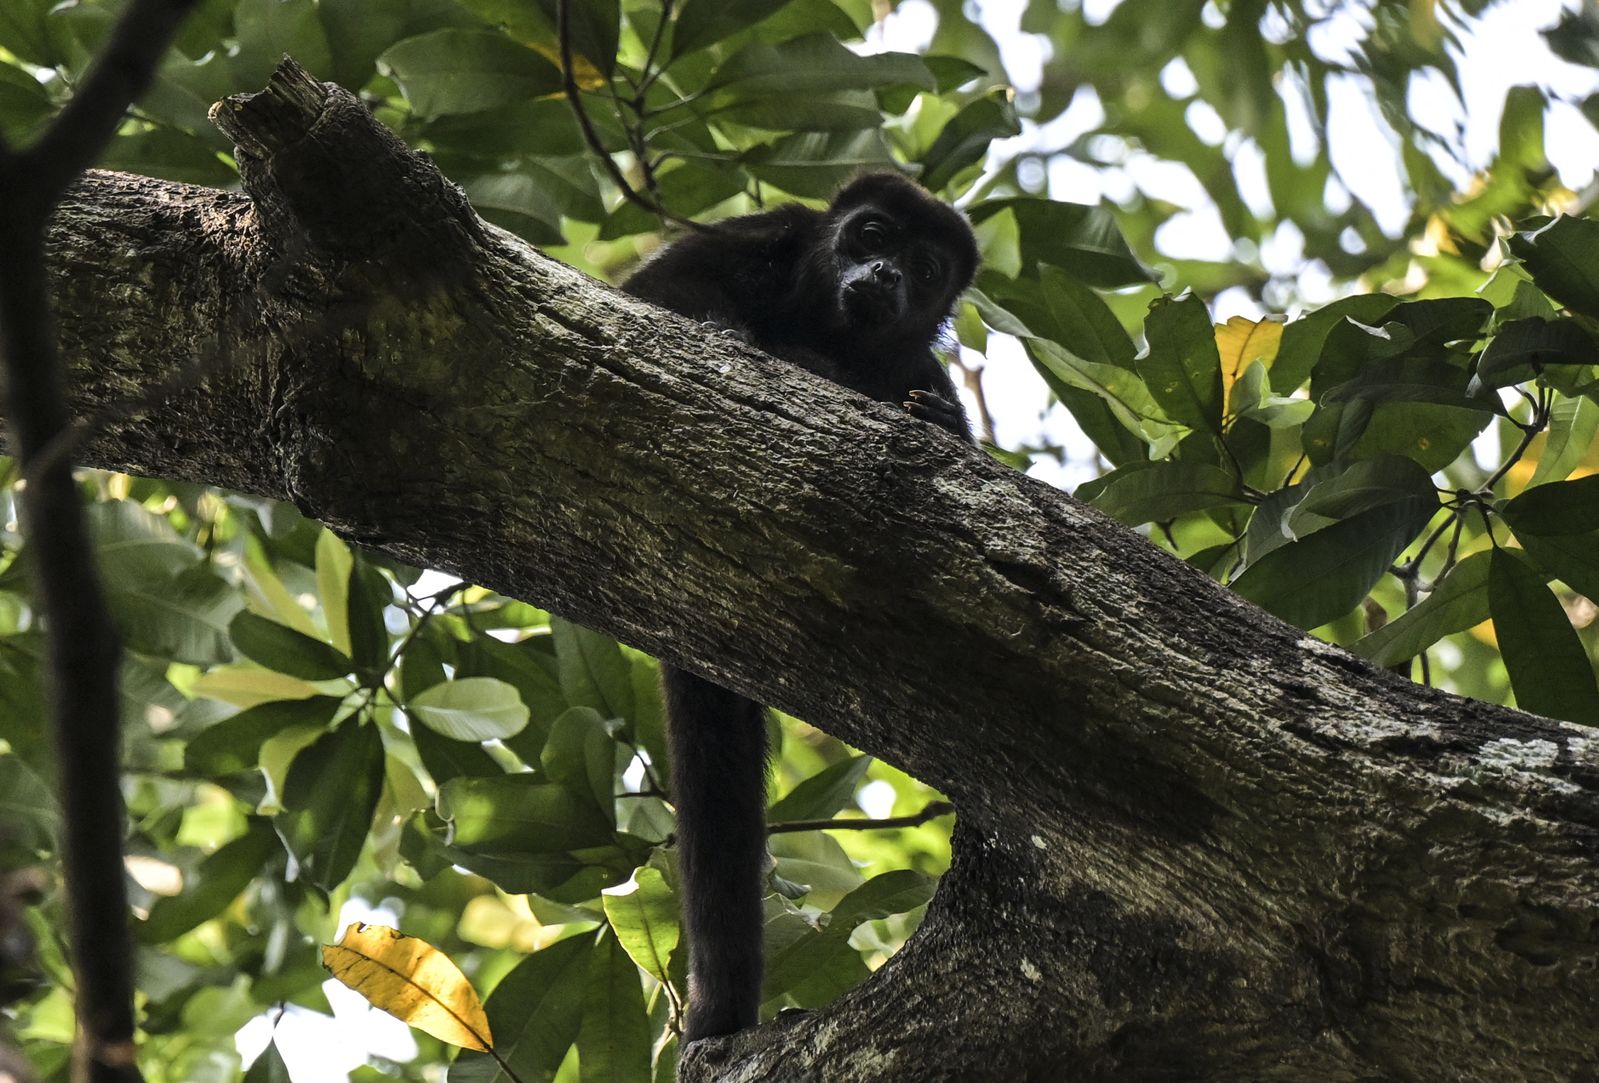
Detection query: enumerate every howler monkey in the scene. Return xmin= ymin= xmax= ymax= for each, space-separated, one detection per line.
xmin=622 ymin=172 xmax=978 ymax=1041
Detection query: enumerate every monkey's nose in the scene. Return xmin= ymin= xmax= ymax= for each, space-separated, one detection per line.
xmin=870 ymin=261 xmax=901 ymax=287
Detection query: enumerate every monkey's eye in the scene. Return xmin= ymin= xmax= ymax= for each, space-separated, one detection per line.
xmin=858 ymin=220 xmax=888 ymax=248
xmin=914 ymin=257 xmax=940 ymax=284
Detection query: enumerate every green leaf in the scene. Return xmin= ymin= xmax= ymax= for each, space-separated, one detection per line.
xmin=1501 ymin=475 xmax=1599 ymax=536
xmin=230 ymin=611 xmax=354 ymax=681
xmin=409 ymin=677 xmax=530 ymax=741
xmin=447 ymin=934 xmax=589 ymax=1083
xmin=916 ymin=89 xmax=1021 ymax=192
xmin=185 ymin=696 xmax=344 ymax=776
xmin=231 ymin=0 xmax=334 ymax=87
xmin=110 ymin=565 xmax=240 ymax=666
xmin=1510 ymin=216 xmax=1599 ymax=321
xmin=243 ymin=1041 xmax=292 ymax=1083
xmin=1291 ymin=455 xmax=1438 ymax=523
xmin=1139 ymin=293 xmax=1225 ymax=436
xmin=275 ymin=718 xmax=385 ymax=892
xmin=315 ymin=530 xmax=354 ymax=656
xmin=541 ymin=707 xmax=616 ymax=820
xmin=0 ymin=61 xmax=55 ymax=145
xmin=769 ymin=754 xmax=872 ymax=822
xmin=673 ymin=0 xmax=797 ymax=58
xmin=346 ymin=559 xmax=393 ymax=677
xmin=1517 ymin=530 xmax=1599 ymax=605
xmin=140 ymin=820 xmax=279 ymax=943
xmin=1488 ymin=548 xmax=1599 ymax=723
xmin=601 ymin=867 xmax=679 ymax=986
xmin=0 ymin=0 xmax=56 ymax=66
xmin=577 ymin=930 xmax=651 ymax=1083
xmin=743 ymin=130 xmax=894 ymax=199
xmin=1271 ymin=294 xmax=1400 ymax=395
xmin=967 ymin=197 xmax=1151 ymax=289
xmin=1231 ymin=500 xmax=1435 ymax=630
xmin=439 ymin=775 xmax=613 ymax=854
xmin=411 ymin=722 xmax=503 ymax=785
xmin=768 ymin=831 xmax=864 ymax=906
xmin=379 ymin=29 xmax=563 ymax=119
xmin=1081 ymin=460 xmax=1246 ymax=526
xmin=763 ymin=870 xmax=934 ymax=999
xmin=552 ymin=618 xmax=634 ymax=722
xmin=1352 ymin=552 xmax=1493 ymax=667
xmin=1530 ymin=395 xmax=1599 ymax=486
xmin=0 ymin=754 xmax=57 ymax=853
xmin=1474 ymin=317 xmax=1599 ymax=389
xmin=89 ymin=500 xmax=200 ymax=580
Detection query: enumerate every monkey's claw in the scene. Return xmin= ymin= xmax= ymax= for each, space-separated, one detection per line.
xmin=905 ymin=389 xmax=963 ymax=429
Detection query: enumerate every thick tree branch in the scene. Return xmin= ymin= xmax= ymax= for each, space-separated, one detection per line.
xmin=8 ymin=61 xmax=1597 ymax=1081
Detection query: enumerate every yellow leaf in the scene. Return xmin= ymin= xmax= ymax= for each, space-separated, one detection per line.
xmin=1215 ymin=316 xmax=1284 ymax=390
xmin=529 ymin=42 xmax=606 ymax=90
xmin=1215 ymin=315 xmax=1285 ymax=417
xmin=323 ymin=924 xmax=493 ymax=1052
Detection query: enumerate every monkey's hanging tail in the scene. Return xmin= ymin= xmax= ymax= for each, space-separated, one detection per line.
xmin=662 ymin=664 xmax=769 ymax=1041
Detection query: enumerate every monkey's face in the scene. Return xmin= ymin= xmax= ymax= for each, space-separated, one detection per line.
xmin=833 ymin=209 xmax=953 ymax=339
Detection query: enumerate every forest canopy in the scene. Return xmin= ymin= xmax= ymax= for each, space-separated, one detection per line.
xmin=0 ymin=0 xmax=1597 ymax=1080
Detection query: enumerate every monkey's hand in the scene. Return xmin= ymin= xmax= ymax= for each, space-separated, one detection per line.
xmin=904 ymin=389 xmax=965 ymax=433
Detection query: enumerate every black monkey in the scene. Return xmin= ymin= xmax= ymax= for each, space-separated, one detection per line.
xmin=621 ymin=172 xmax=978 ymax=1041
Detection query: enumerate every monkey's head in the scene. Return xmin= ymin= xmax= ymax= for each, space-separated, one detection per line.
xmin=821 ymin=173 xmax=979 ymax=345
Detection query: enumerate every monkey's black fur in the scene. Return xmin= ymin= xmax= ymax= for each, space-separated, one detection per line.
xmin=622 ymin=172 xmax=978 ymax=1042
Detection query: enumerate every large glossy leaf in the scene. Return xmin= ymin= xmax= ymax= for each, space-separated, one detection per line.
xmin=1139 ymin=293 xmax=1225 ymax=436
xmin=439 ymin=775 xmax=614 ymax=854
xmin=541 ymin=706 xmax=617 ymax=820
xmin=410 ymin=677 xmax=530 ymax=741
xmin=1270 ymin=295 xmax=1399 ymax=395
xmin=1501 ymin=475 xmax=1599 ymax=536
xmin=601 ymin=866 xmax=679 ymax=986
xmin=967 ymin=197 xmax=1150 ymax=288
xmin=1474 ymin=317 xmax=1599 ymax=389
xmin=1517 ymin=530 xmax=1599 ymax=604
xmin=446 ymin=934 xmax=590 ymax=1083
xmin=140 ymin=820 xmax=279 ymax=943
xmin=763 ymin=871 xmax=934 ymax=999
xmin=743 ymin=130 xmax=894 ymax=198
xmin=379 ymin=30 xmax=563 ymax=119
xmin=672 ymin=0 xmax=797 ymax=59
xmin=231 ymin=0 xmax=333 ymax=87
xmin=1352 ymin=552 xmax=1492 ymax=667
xmin=577 ymin=930 xmax=651 ymax=1083
xmin=1509 ymin=216 xmax=1599 ymax=321
xmin=768 ymin=754 xmax=872 ymax=822
xmin=552 ymin=618 xmax=634 ymax=722
xmin=1291 ymin=455 xmax=1438 ymax=524
xmin=1078 ymin=460 xmax=1245 ymax=526
xmin=1231 ymin=500 xmax=1435 ymax=630
xmin=110 ymin=565 xmax=240 ymax=666
xmin=229 ymin=611 xmax=354 ymax=681
xmin=185 ymin=696 xmax=345 ymax=776
xmin=1488 ymin=548 xmax=1599 ymax=723
xmin=1530 ymin=395 xmax=1599 ymax=486
xmin=917 ymin=89 xmax=1021 ymax=191
xmin=275 ymin=718 xmax=385 ymax=892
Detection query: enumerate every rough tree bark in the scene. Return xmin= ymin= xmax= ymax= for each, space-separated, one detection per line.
xmin=8 ymin=61 xmax=1597 ymax=1082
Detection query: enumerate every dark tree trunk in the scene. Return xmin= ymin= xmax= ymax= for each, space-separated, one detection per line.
xmin=8 ymin=60 xmax=1596 ymax=1082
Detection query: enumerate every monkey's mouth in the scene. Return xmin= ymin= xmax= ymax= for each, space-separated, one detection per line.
xmin=842 ymin=282 xmax=899 ymax=324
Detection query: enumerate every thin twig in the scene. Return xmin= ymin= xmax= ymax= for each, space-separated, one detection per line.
xmin=555 ymin=0 xmax=702 ymax=231
xmin=768 ymin=801 xmax=955 ymax=834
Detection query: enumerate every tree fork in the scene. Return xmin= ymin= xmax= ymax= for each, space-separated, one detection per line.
xmin=8 ymin=59 xmax=1596 ymax=1081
